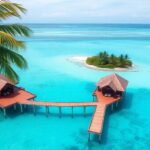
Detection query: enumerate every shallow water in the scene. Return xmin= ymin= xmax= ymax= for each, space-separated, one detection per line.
xmin=0 ymin=24 xmax=150 ymax=150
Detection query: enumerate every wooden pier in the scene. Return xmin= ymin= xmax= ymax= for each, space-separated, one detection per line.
xmin=0 ymin=73 xmax=128 ymax=142
xmin=0 ymin=88 xmax=120 ymax=142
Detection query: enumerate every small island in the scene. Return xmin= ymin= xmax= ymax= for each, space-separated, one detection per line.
xmin=86 ymin=51 xmax=132 ymax=69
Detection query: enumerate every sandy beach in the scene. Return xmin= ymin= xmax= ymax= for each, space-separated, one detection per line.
xmin=67 ymin=56 xmax=136 ymax=72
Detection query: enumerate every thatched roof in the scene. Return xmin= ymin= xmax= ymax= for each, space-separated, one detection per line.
xmin=97 ymin=74 xmax=128 ymax=92
xmin=0 ymin=75 xmax=14 ymax=91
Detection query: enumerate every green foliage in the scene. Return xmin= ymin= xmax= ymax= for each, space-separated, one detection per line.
xmin=0 ymin=0 xmax=32 ymax=83
xmin=86 ymin=51 xmax=132 ymax=69
xmin=0 ymin=0 xmax=26 ymax=20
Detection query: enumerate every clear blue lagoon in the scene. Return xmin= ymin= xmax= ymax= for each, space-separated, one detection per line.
xmin=0 ymin=24 xmax=150 ymax=150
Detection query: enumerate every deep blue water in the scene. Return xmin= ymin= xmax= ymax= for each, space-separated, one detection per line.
xmin=0 ymin=24 xmax=150 ymax=150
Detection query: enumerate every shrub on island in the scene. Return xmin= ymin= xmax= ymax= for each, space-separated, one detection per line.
xmin=86 ymin=51 xmax=132 ymax=69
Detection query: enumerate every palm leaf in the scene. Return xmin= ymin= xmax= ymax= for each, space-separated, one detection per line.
xmin=0 ymin=45 xmax=27 ymax=69
xmin=0 ymin=0 xmax=26 ymax=19
xmin=0 ymin=58 xmax=18 ymax=83
xmin=0 ymin=0 xmax=31 ymax=82
xmin=0 ymin=31 xmax=25 ymax=49
xmin=0 ymin=24 xmax=32 ymax=37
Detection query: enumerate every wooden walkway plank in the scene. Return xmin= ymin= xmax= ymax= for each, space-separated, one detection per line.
xmin=88 ymin=104 xmax=106 ymax=134
xmin=18 ymin=100 xmax=98 ymax=107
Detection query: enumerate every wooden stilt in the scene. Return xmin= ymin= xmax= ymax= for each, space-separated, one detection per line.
xmin=88 ymin=133 xmax=91 ymax=141
xmin=98 ymin=134 xmax=101 ymax=143
xmin=46 ymin=106 xmax=49 ymax=117
xmin=33 ymin=105 xmax=36 ymax=116
xmin=93 ymin=95 xmax=94 ymax=102
xmin=59 ymin=107 xmax=62 ymax=118
xmin=71 ymin=106 xmax=74 ymax=118
xmin=111 ymin=104 xmax=114 ymax=111
xmin=96 ymin=96 xmax=98 ymax=101
xmin=20 ymin=104 xmax=23 ymax=113
xmin=24 ymin=104 xmax=27 ymax=110
xmin=116 ymin=101 xmax=119 ymax=107
xmin=13 ymin=104 xmax=17 ymax=110
xmin=3 ymin=108 xmax=6 ymax=118
xmin=84 ymin=106 xmax=86 ymax=117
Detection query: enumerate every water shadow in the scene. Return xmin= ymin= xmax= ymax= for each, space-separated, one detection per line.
xmin=65 ymin=146 xmax=80 ymax=150
xmin=1 ymin=105 xmax=42 ymax=119
xmin=120 ymin=91 xmax=133 ymax=110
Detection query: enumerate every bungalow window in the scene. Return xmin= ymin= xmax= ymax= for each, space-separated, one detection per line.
xmin=0 ymin=84 xmax=14 ymax=96
xmin=101 ymin=86 xmax=115 ymax=97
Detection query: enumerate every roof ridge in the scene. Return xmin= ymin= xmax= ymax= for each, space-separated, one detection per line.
xmin=113 ymin=74 xmax=124 ymax=91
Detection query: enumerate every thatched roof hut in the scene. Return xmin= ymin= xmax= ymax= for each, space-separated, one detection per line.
xmin=97 ymin=74 xmax=128 ymax=97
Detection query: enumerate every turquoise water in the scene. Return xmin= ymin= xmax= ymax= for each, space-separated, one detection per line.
xmin=1 ymin=24 xmax=150 ymax=150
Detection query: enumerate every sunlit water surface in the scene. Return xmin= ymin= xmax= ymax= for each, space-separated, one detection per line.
xmin=0 ymin=24 xmax=150 ymax=150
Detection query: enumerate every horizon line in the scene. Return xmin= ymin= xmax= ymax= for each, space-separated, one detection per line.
xmin=5 ymin=22 xmax=150 ymax=25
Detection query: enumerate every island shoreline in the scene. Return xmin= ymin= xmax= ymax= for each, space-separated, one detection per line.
xmin=67 ymin=56 xmax=136 ymax=72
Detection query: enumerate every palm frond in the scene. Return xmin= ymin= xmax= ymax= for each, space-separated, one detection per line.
xmin=0 ymin=31 xmax=25 ymax=49
xmin=0 ymin=24 xmax=32 ymax=37
xmin=0 ymin=45 xmax=27 ymax=69
xmin=0 ymin=0 xmax=30 ymax=82
xmin=0 ymin=0 xmax=26 ymax=20
xmin=0 ymin=58 xmax=19 ymax=83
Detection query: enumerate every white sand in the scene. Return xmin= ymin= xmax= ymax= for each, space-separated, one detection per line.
xmin=67 ymin=56 xmax=136 ymax=72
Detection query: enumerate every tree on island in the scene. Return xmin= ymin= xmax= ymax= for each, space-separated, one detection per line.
xmin=0 ymin=0 xmax=32 ymax=82
xmin=86 ymin=51 xmax=132 ymax=69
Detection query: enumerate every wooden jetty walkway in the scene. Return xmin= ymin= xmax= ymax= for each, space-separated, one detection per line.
xmin=0 ymin=73 xmax=128 ymax=142
xmin=88 ymin=104 xmax=106 ymax=135
xmin=0 ymin=88 xmax=120 ymax=142
xmin=18 ymin=93 xmax=120 ymax=142
xmin=19 ymin=100 xmax=98 ymax=107
xmin=88 ymin=90 xmax=120 ymax=141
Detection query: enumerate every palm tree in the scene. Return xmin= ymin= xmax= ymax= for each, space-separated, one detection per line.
xmin=0 ymin=0 xmax=32 ymax=83
xmin=118 ymin=54 xmax=126 ymax=67
xmin=100 ymin=51 xmax=109 ymax=65
xmin=124 ymin=54 xmax=129 ymax=60
xmin=109 ymin=54 xmax=116 ymax=65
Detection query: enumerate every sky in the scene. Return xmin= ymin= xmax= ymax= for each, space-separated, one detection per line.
xmin=8 ymin=0 xmax=150 ymax=23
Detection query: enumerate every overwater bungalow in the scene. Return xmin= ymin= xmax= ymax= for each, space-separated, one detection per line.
xmin=0 ymin=75 xmax=36 ymax=116
xmin=96 ymin=73 xmax=128 ymax=98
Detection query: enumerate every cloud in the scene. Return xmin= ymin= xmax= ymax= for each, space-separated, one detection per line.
xmin=9 ymin=0 xmax=150 ymax=23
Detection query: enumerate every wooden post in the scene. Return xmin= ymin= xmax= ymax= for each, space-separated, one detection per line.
xmin=24 ymin=104 xmax=27 ymax=110
xmin=116 ymin=101 xmax=119 ymax=107
xmin=46 ymin=106 xmax=49 ymax=117
xmin=71 ymin=106 xmax=74 ymax=118
xmin=59 ymin=107 xmax=62 ymax=118
xmin=111 ymin=104 xmax=114 ymax=111
xmin=33 ymin=105 xmax=36 ymax=116
xmin=20 ymin=104 xmax=23 ymax=113
xmin=98 ymin=134 xmax=101 ymax=143
xmin=88 ymin=133 xmax=91 ymax=141
xmin=13 ymin=104 xmax=17 ymax=110
xmin=84 ymin=106 xmax=86 ymax=117
xmin=3 ymin=108 xmax=6 ymax=118
xmin=96 ymin=96 xmax=98 ymax=102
